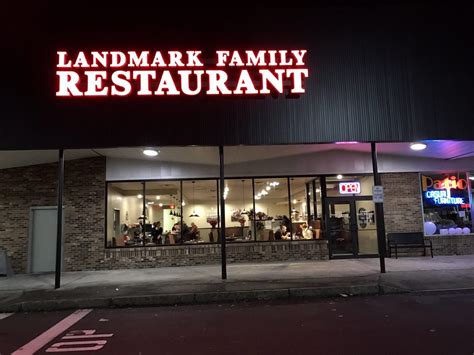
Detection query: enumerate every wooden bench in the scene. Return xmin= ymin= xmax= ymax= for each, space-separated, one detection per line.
xmin=387 ymin=232 xmax=433 ymax=258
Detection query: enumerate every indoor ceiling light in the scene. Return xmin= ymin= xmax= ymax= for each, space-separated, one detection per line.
xmin=292 ymin=199 xmax=297 ymax=204
xmin=266 ymin=186 xmax=271 ymax=191
xmin=143 ymin=149 xmax=159 ymax=157
xmin=182 ymin=201 xmax=186 ymax=206
xmin=158 ymin=203 xmax=163 ymax=207
xmin=156 ymin=195 xmax=160 ymax=200
xmin=410 ymin=142 xmax=427 ymax=151
xmin=316 ymin=189 xmax=321 ymax=193
xmin=137 ymin=194 xmax=143 ymax=199
xmin=469 ymin=176 xmax=474 ymax=181
xmin=189 ymin=181 xmax=199 ymax=217
xmin=337 ymin=174 xmax=343 ymax=180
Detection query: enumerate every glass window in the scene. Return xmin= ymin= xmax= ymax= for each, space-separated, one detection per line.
xmin=290 ymin=178 xmax=310 ymax=240
xmin=290 ymin=177 xmax=323 ymax=240
xmin=253 ymin=178 xmax=290 ymax=241
xmin=145 ymin=181 xmax=181 ymax=245
xmin=107 ymin=181 xmax=145 ymax=247
xmin=182 ymin=180 xmax=219 ymax=243
xmin=224 ymin=179 xmax=254 ymax=242
xmin=421 ymin=172 xmax=472 ymax=235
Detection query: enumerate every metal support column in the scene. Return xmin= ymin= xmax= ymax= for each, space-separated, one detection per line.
xmin=219 ymin=146 xmax=227 ymax=280
xmin=371 ymin=142 xmax=386 ymax=273
xmin=54 ymin=149 xmax=64 ymax=289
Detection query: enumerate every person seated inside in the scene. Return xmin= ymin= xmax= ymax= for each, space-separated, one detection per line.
xmin=189 ymin=222 xmax=200 ymax=241
xmin=151 ymin=221 xmax=163 ymax=244
xmin=169 ymin=222 xmax=181 ymax=244
xmin=301 ymin=223 xmax=313 ymax=239
xmin=274 ymin=224 xmax=291 ymax=240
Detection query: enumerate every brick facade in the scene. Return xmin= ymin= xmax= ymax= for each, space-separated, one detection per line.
xmin=0 ymin=157 xmax=106 ymax=273
xmin=103 ymin=241 xmax=329 ymax=269
xmin=381 ymin=173 xmax=423 ymax=234
xmin=427 ymin=235 xmax=474 ymax=256
xmin=1 ymin=160 xmax=471 ymax=274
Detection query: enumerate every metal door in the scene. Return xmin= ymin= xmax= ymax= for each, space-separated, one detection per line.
xmin=29 ymin=207 xmax=62 ymax=273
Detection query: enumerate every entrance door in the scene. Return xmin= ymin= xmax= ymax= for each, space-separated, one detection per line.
xmin=326 ymin=200 xmax=357 ymax=256
xmin=29 ymin=207 xmax=62 ymax=273
xmin=325 ymin=198 xmax=378 ymax=257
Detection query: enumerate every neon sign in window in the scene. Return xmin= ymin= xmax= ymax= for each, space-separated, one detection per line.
xmin=339 ymin=182 xmax=361 ymax=194
xmin=421 ymin=174 xmax=469 ymax=207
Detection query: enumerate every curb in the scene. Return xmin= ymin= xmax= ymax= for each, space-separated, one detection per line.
xmin=0 ymin=284 xmax=381 ymax=313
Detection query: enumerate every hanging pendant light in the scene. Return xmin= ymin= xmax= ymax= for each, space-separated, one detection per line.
xmin=241 ymin=179 xmax=249 ymax=215
xmin=189 ymin=181 xmax=199 ymax=217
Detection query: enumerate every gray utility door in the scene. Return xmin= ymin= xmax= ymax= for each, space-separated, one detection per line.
xmin=29 ymin=207 xmax=63 ymax=273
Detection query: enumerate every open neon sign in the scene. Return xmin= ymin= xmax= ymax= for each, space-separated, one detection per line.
xmin=56 ymin=50 xmax=309 ymax=97
xmin=339 ymin=182 xmax=361 ymax=194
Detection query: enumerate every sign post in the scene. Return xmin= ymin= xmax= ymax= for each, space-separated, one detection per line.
xmin=371 ymin=143 xmax=386 ymax=274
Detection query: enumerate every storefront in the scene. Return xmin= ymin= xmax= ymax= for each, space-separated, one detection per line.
xmin=1 ymin=4 xmax=474 ymax=280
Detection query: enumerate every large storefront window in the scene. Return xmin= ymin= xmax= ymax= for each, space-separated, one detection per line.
xmin=290 ymin=177 xmax=320 ymax=239
xmin=253 ymin=178 xmax=290 ymax=241
xmin=106 ymin=175 xmax=340 ymax=248
xmin=107 ymin=181 xmax=145 ymax=247
xmin=421 ymin=173 xmax=473 ymax=235
xmin=224 ymin=179 xmax=253 ymax=241
xmin=145 ymin=181 xmax=181 ymax=244
xmin=182 ymin=180 xmax=219 ymax=243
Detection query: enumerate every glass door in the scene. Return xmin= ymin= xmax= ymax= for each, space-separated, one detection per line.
xmin=326 ymin=200 xmax=357 ymax=256
xmin=355 ymin=200 xmax=378 ymax=255
xmin=325 ymin=197 xmax=379 ymax=257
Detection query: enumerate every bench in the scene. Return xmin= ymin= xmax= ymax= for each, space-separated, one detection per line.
xmin=387 ymin=232 xmax=433 ymax=258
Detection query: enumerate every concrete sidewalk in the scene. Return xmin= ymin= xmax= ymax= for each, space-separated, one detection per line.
xmin=1 ymin=256 xmax=473 ymax=312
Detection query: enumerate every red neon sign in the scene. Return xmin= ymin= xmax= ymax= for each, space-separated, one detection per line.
xmin=55 ymin=50 xmax=309 ymax=97
xmin=339 ymin=182 xmax=361 ymax=194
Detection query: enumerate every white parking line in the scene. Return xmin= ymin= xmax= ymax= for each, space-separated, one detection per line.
xmin=0 ymin=312 xmax=14 ymax=320
xmin=12 ymin=309 xmax=92 ymax=355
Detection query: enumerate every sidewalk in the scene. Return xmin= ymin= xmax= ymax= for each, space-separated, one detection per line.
xmin=1 ymin=256 xmax=473 ymax=312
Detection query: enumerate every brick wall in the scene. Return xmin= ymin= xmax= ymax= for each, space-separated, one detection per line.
xmin=0 ymin=157 xmax=106 ymax=273
xmin=427 ymin=235 xmax=474 ymax=256
xmin=103 ymin=240 xmax=329 ymax=269
xmin=381 ymin=173 xmax=423 ymax=234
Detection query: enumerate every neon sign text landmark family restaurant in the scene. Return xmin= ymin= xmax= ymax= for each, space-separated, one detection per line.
xmin=56 ymin=50 xmax=309 ymax=97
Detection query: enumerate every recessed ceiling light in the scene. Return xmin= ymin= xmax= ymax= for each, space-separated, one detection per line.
xmin=143 ymin=149 xmax=159 ymax=157
xmin=410 ymin=142 xmax=427 ymax=151
xmin=337 ymin=174 xmax=343 ymax=180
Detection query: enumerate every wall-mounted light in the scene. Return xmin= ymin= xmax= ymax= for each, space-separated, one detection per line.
xmin=410 ymin=142 xmax=427 ymax=151
xmin=143 ymin=148 xmax=159 ymax=157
